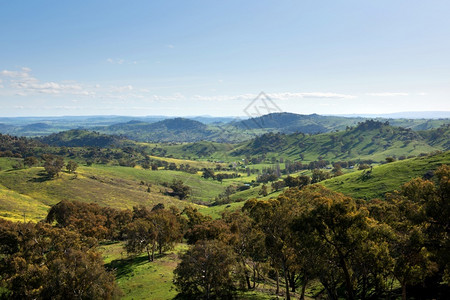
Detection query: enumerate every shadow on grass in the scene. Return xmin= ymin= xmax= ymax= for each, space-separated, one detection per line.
xmin=105 ymin=255 xmax=149 ymax=279
xmin=28 ymin=171 xmax=53 ymax=182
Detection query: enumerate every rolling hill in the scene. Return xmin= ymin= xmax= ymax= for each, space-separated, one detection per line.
xmin=0 ymin=159 xmax=229 ymax=222
xmin=97 ymin=118 xmax=218 ymax=142
xmin=39 ymin=129 xmax=125 ymax=147
xmin=231 ymin=120 xmax=450 ymax=162
xmin=322 ymin=150 xmax=450 ymax=199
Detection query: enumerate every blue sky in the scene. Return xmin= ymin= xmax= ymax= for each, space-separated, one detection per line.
xmin=1 ymin=0 xmax=449 ymax=116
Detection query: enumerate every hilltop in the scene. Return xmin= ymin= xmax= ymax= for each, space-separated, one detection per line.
xmin=96 ymin=118 xmax=217 ymax=142
xmin=39 ymin=129 xmax=125 ymax=147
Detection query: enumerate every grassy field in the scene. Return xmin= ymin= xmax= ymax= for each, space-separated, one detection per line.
xmin=322 ymin=151 xmax=450 ymax=199
xmin=0 ymin=162 xmax=219 ymax=222
xmin=100 ymin=242 xmax=186 ymax=300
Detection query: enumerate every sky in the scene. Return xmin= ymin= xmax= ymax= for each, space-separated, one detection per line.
xmin=1 ymin=0 xmax=450 ymax=117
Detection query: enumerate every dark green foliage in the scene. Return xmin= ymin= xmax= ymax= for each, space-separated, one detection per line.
xmin=98 ymin=118 xmax=217 ymax=143
xmin=169 ymin=179 xmax=191 ymax=200
xmin=46 ymin=200 xmax=132 ymax=240
xmin=124 ymin=207 xmax=181 ymax=261
xmin=173 ymin=240 xmax=237 ymax=299
xmin=202 ymin=168 xmax=215 ymax=180
xmin=66 ymin=160 xmax=78 ymax=173
xmin=43 ymin=154 xmax=65 ymax=177
xmin=0 ymin=219 xmax=121 ymax=299
xmin=40 ymin=129 xmax=123 ymax=147
xmin=284 ymin=175 xmax=311 ymax=188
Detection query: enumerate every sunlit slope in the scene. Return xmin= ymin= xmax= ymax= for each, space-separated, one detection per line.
xmin=0 ymin=164 xmax=220 ymax=222
xmin=322 ymin=151 xmax=450 ymax=199
xmin=233 ymin=122 xmax=449 ymax=162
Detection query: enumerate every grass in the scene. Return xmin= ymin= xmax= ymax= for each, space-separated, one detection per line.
xmin=322 ymin=151 xmax=450 ymax=199
xmin=86 ymin=165 xmax=227 ymax=203
xmin=100 ymin=242 xmax=187 ymax=300
xmin=0 ymin=184 xmax=49 ymax=222
xmin=148 ymin=155 xmax=224 ymax=169
xmin=0 ymin=164 xmax=211 ymax=222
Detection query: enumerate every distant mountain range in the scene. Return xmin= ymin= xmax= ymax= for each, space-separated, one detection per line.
xmin=37 ymin=120 xmax=450 ymax=164
xmin=0 ymin=112 xmax=448 ymax=143
xmin=333 ymin=111 xmax=450 ymax=119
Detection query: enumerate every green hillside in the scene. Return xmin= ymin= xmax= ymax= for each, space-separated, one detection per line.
xmin=40 ymin=129 xmax=124 ymax=147
xmin=322 ymin=151 xmax=450 ymax=199
xmin=97 ymin=118 xmax=219 ymax=142
xmin=0 ymin=161 xmax=228 ymax=222
xmin=231 ymin=120 xmax=449 ymax=162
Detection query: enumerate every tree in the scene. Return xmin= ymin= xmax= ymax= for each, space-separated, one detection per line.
xmin=169 ymin=179 xmax=191 ymax=200
xmin=150 ymin=210 xmax=182 ymax=255
xmin=223 ymin=212 xmax=267 ymax=290
xmin=284 ymin=175 xmax=311 ymax=188
xmin=66 ymin=160 xmax=78 ymax=173
xmin=23 ymin=156 xmax=38 ymax=168
xmin=202 ymin=168 xmax=215 ymax=180
xmin=271 ymin=180 xmax=285 ymax=192
xmin=311 ymin=169 xmax=331 ymax=183
xmin=42 ymin=249 xmax=120 ymax=299
xmin=385 ymin=157 xmax=396 ymax=163
xmin=290 ymin=185 xmax=372 ymax=300
xmin=0 ymin=220 xmax=120 ymax=299
xmin=259 ymin=184 xmax=268 ymax=197
xmin=173 ymin=240 xmax=237 ymax=299
xmin=124 ymin=219 xmax=157 ymax=261
xmin=43 ymin=155 xmax=65 ymax=177
xmin=244 ymin=196 xmax=301 ymax=300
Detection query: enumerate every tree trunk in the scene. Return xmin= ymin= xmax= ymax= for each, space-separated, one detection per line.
xmin=146 ymin=246 xmax=152 ymax=262
xmin=362 ymin=274 xmax=367 ymax=300
xmin=276 ymin=270 xmax=280 ymax=295
xmin=242 ymin=258 xmax=252 ymax=290
xmin=206 ymin=283 xmax=210 ymax=300
xmin=337 ymin=250 xmax=354 ymax=300
xmin=402 ymin=282 xmax=407 ymax=300
xmin=290 ymin=272 xmax=296 ymax=293
xmin=151 ymin=242 xmax=156 ymax=261
xmin=246 ymin=273 xmax=252 ymax=290
xmin=252 ymin=267 xmax=256 ymax=289
xmin=284 ymin=268 xmax=291 ymax=300
xmin=300 ymin=275 xmax=308 ymax=300
xmin=321 ymin=278 xmax=338 ymax=300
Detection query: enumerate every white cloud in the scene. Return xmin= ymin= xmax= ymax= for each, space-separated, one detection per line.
xmin=190 ymin=91 xmax=356 ymax=102
xmin=366 ymin=92 xmax=409 ymax=97
xmin=106 ymin=58 xmax=126 ymax=64
xmin=270 ymin=92 xmax=356 ymax=99
xmin=12 ymin=81 xmax=83 ymax=94
xmin=1 ymin=67 xmax=94 ymax=96
xmin=110 ymin=85 xmax=134 ymax=93
xmin=1 ymin=67 xmax=32 ymax=79
xmin=167 ymin=44 xmax=174 ymax=49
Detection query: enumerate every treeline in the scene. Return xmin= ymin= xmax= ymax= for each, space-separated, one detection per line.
xmin=173 ymin=165 xmax=450 ymax=299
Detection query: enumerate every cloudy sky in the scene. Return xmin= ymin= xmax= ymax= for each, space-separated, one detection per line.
xmin=1 ymin=1 xmax=449 ymax=117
